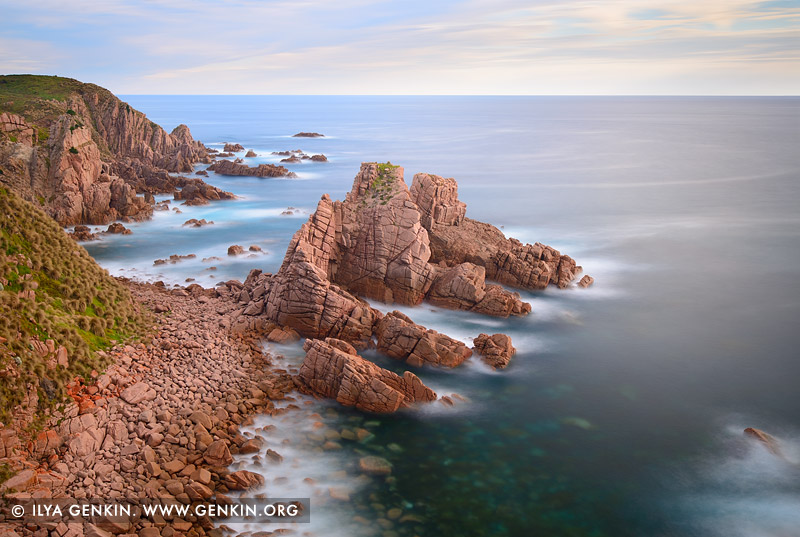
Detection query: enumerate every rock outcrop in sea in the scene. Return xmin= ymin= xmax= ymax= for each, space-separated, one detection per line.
xmin=296 ymin=338 xmax=437 ymax=413
xmin=232 ymin=162 xmax=590 ymax=384
xmin=207 ymin=159 xmax=296 ymax=178
xmin=0 ymin=75 xmax=221 ymax=226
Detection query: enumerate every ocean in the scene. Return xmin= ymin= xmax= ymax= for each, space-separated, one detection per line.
xmin=85 ymin=95 xmax=800 ymax=536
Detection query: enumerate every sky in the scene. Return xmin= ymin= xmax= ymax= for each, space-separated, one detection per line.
xmin=0 ymin=0 xmax=798 ymax=95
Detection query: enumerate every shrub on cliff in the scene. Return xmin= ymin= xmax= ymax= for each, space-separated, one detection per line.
xmin=0 ymin=188 xmax=149 ymax=424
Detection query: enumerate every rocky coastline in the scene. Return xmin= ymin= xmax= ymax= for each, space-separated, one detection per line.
xmin=1 ymin=76 xmax=598 ymax=537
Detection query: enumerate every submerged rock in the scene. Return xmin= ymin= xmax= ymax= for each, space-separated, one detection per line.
xmin=744 ymin=427 xmax=784 ymax=458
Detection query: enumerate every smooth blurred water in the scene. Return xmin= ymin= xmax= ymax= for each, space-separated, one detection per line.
xmin=86 ymin=96 xmax=800 ymax=536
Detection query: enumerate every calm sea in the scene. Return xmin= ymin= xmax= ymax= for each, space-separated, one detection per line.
xmin=86 ymin=96 xmax=800 ymax=537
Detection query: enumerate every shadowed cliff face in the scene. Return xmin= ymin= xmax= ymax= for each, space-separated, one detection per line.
xmin=0 ymin=75 xmax=212 ymax=226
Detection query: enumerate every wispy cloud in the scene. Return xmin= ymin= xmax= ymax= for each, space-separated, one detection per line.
xmin=0 ymin=0 xmax=797 ymax=94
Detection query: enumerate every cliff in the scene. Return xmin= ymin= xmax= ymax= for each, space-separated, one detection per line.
xmin=0 ymin=75 xmax=213 ymax=226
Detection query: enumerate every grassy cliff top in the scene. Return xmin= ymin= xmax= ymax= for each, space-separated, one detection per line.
xmin=0 ymin=75 xmax=116 ymax=124
xmin=0 ymin=187 xmax=149 ymax=425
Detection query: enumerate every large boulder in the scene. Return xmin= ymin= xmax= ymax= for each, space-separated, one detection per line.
xmin=473 ymin=333 xmax=516 ymax=369
xmin=297 ymin=338 xmax=437 ymax=413
xmin=375 ymin=311 xmax=471 ymax=367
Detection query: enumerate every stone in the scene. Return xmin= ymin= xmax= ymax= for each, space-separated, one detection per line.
xmin=266 ymin=327 xmax=300 ymax=344
xmin=189 ymin=411 xmax=213 ymax=430
xmin=359 ymin=456 xmax=392 ymax=475
xmin=163 ymin=460 xmax=186 ymax=474
xmin=204 ymin=440 xmax=233 ymax=466
xmin=1 ymin=468 xmax=36 ymax=491
xmin=120 ymin=382 xmax=156 ymax=404
xmin=472 ymin=333 xmax=516 ymax=369
xmin=223 ymin=470 xmax=265 ymax=490
xmin=374 ymin=311 xmax=472 ymax=368
xmin=227 ymin=245 xmax=245 ymax=256
xmin=185 ymin=481 xmax=213 ymax=500
xmin=296 ymin=338 xmax=437 ymax=413
xmin=245 ymin=150 xmax=257 ymax=157
xmin=578 ymin=275 xmax=594 ymax=288
xmin=105 ymin=222 xmax=131 ymax=234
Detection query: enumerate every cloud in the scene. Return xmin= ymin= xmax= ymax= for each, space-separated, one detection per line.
xmin=1 ymin=0 xmax=798 ymax=94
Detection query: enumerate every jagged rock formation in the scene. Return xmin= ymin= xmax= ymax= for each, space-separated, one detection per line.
xmin=173 ymin=179 xmax=235 ymax=206
xmin=223 ymin=143 xmax=244 ymax=152
xmin=375 ymin=311 xmax=472 ymax=367
xmin=234 ymin=162 xmax=587 ymax=368
xmin=296 ymin=338 xmax=437 ymax=413
xmin=410 ymin=172 xmax=583 ymax=290
xmin=0 ymin=75 xmax=218 ymax=226
xmin=473 ymin=333 xmax=516 ymax=369
xmin=207 ymin=159 xmax=296 ymax=178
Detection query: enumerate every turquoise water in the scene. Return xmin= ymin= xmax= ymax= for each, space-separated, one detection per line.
xmin=86 ymin=96 xmax=800 ymax=536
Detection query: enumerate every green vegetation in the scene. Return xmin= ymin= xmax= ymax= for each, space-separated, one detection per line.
xmin=0 ymin=75 xmax=83 ymax=102
xmin=68 ymin=147 xmax=78 ymax=154
xmin=37 ymin=126 xmax=49 ymax=142
xmin=66 ymin=109 xmax=76 ymax=115
xmin=367 ymin=162 xmax=400 ymax=205
xmin=0 ymin=188 xmax=149 ymax=424
xmin=0 ymin=462 xmax=15 ymax=484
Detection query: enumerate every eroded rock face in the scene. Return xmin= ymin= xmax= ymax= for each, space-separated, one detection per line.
xmin=296 ymin=338 xmax=437 ymax=413
xmin=428 ymin=262 xmax=530 ymax=317
xmin=207 ymin=159 xmax=296 ymax=178
xmin=223 ymin=143 xmax=244 ymax=153
xmin=410 ymin=172 xmax=586 ymax=290
xmin=375 ymin=311 xmax=472 ymax=368
xmin=173 ymin=179 xmax=235 ymax=205
xmin=236 ymin=162 xmax=586 ymax=369
xmin=473 ymin=333 xmax=516 ymax=369
xmin=0 ymin=81 xmax=214 ymax=226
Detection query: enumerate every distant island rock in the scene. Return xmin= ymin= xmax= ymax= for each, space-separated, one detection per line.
xmin=223 ymin=142 xmax=244 ymax=152
xmin=208 ymin=159 xmax=296 ymax=178
xmin=292 ymin=132 xmax=325 ymax=138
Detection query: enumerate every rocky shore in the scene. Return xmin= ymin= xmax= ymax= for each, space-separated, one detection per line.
xmin=1 ymin=75 xmax=598 ymax=537
xmin=0 ymin=280 xmax=295 ymax=537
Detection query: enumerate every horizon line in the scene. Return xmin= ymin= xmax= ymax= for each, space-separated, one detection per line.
xmin=115 ymin=93 xmax=800 ymax=98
